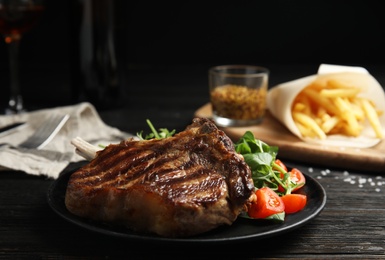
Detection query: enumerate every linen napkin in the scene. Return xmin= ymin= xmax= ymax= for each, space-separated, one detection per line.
xmin=0 ymin=102 xmax=131 ymax=179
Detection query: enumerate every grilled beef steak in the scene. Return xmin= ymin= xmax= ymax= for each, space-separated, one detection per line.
xmin=65 ymin=118 xmax=255 ymax=237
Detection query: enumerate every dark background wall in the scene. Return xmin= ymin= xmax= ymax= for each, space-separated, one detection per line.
xmin=120 ymin=1 xmax=385 ymax=66
xmin=0 ymin=0 xmax=384 ymax=110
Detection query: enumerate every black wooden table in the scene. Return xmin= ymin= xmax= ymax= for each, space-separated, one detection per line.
xmin=1 ymin=64 xmax=384 ymax=259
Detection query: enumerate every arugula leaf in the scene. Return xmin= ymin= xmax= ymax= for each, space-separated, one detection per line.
xmin=235 ymin=131 xmax=286 ymax=192
xmin=239 ymin=211 xmax=285 ymax=222
xmin=265 ymin=212 xmax=285 ymax=222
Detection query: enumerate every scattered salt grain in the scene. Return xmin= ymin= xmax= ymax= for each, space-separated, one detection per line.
xmin=358 ymin=178 xmax=366 ymax=184
xmin=311 ymin=168 xmax=383 ymax=192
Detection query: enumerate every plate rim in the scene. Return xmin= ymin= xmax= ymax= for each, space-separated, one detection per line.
xmin=47 ymin=163 xmax=327 ymax=244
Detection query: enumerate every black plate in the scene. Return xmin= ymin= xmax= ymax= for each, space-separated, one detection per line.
xmin=47 ymin=163 xmax=327 ymax=244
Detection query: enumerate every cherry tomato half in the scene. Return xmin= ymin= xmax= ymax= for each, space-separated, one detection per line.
xmin=248 ymin=187 xmax=285 ymax=219
xmin=289 ymin=168 xmax=306 ymax=192
xmin=278 ymin=167 xmax=306 ymax=193
xmin=281 ymin=194 xmax=307 ymax=214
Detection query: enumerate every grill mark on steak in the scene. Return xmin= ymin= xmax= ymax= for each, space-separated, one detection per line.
xmin=74 ymin=147 xmax=155 ymax=187
xmin=65 ymin=117 xmax=255 ymax=237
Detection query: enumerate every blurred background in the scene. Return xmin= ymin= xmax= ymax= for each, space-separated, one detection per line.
xmin=0 ymin=0 xmax=384 ymax=112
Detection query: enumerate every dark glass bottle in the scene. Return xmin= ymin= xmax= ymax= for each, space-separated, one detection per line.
xmin=70 ymin=0 xmax=121 ymax=110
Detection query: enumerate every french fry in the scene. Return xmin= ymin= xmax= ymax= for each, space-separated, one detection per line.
xmin=291 ymin=78 xmax=384 ymax=140
xmin=350 ymin=100 xmax=365 ymax=121
xmin=292 ymin=112 xmax=327 ymax=139
xmin=295 ymin=121 xmax=317 ymax=138
xmin=319 ymin=88 xmax=360 ymax=98
xmin=321 ymin=116 xmax=339 ymax=133
xmin=301 ymin=88 xmax=339 ymax=115
xmin=361 ymin=98 xmax=383 ymax=138
xmin=333 ymin=97 xmax=361 ymax=136
xmin=292 ymin=101 xmax=307 ymax=113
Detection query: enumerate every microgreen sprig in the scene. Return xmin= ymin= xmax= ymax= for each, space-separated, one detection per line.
xmin=136 ymin=119 xmax=176 ymax=140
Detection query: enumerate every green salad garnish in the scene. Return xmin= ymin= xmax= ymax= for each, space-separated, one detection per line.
xmin=137 ymin=119 xmax=176 ymax=140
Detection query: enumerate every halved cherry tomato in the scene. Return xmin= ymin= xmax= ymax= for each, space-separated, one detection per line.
xmin=273 ymin=159 xmax=287 ymax=172
xmin=278 ymin=167 xmax=306 ymax=193
xmin=288 ymin=168 xmax=306 ymax=192
xmin=248 ymin=187 xmax=285 ymax=219
xmin=281 ymin=194 xmax=307 ymax=214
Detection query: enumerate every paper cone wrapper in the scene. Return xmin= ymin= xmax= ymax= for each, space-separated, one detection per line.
xmin=267 ymin=64 xmax=385 ymax=148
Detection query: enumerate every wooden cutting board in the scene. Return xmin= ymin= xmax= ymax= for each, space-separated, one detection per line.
xmin=194 ymin=103 xmax=385 ymax=173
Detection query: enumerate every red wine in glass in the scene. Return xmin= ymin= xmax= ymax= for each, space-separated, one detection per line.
xmin=0 ymin=1 xmax=45 ymax=114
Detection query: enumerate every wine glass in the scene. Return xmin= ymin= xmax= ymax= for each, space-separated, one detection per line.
xmin=0 ymin=0 xmax=45 ymax=114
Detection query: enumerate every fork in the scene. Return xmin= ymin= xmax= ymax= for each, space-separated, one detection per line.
xmin=18 ymin=114 xmax=70 ymax=150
